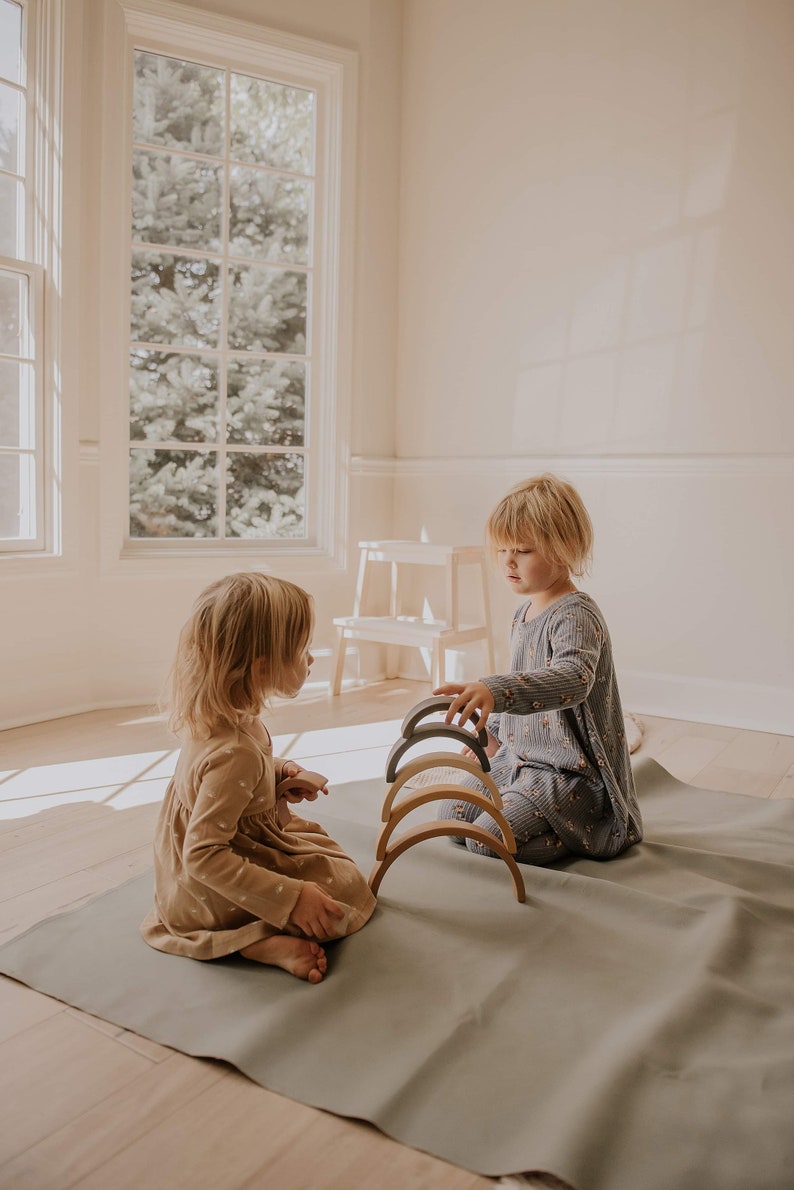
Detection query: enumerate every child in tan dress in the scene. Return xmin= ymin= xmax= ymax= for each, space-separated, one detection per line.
xmin=141 ymin=571 xmax=376 ymax=983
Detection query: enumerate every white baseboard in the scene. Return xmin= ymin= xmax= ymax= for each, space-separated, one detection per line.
xmin=0 ymin=649 xmax=362 ymax=733
xmin=0 ymin=698 xmax=162 ymax=733
xmin=619 ymin=670 xmax=794 ymax=736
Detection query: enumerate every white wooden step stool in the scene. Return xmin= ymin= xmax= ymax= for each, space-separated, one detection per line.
xmin=330 ymin=541 xmax=495 ymax=694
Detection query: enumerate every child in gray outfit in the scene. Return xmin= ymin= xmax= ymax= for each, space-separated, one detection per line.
xmin=436 ymin=473 xmax=642 ymax=865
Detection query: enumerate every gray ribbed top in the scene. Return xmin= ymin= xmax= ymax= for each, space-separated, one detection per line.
xmin=481 ymin=592 xmax=642 ymax=858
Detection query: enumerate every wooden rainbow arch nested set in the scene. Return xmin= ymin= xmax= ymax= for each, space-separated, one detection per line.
xmin=367 ymin=696 xmax=527 ymax=902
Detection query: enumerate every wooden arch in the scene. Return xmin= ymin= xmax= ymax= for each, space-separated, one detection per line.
xmin=385 ymin=725 xmax=491 ymax=783
xmin=375 ymin=787 xmax=517 ymax=857
xmin=369 ymin=822 xmax=526 ymax=903
xmin=381 ymin=751 xmax=502 ymax=820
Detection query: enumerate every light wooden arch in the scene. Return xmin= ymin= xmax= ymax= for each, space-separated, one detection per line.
xmin=368 ymin=822 xmax=526 ymax=903
xmin=375 ymin=788 xmax=517 ymax=858
xmin=382 ymin=751 xmax=502 ymax=820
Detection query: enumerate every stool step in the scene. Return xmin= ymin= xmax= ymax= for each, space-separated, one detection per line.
xmin=333 ymin=615 xmax=489 ymax=647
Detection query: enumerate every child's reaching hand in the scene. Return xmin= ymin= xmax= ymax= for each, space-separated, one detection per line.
xmin=290 ymin=882 xmax=346 ymax=939
xmin=462 ymin=729 xmax=501 ymax=760
xmin=434 ymin=681 xmax=495 ymax=733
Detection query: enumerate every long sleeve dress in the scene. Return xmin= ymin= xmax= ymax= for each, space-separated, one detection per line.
xmin=441 ymin=592 xmax=643 ymax=862
xmin=141 ymin=718 xmax=376 ymax=959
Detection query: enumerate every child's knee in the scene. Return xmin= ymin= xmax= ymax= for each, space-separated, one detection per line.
xmin=437 ymin=797 xmax=476 ymax=823
xmin=464 ymin=812 xmax=504 ymax=857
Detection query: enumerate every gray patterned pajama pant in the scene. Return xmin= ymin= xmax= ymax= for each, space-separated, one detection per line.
xmin=437 ymin=780 xmax=570 ymax=866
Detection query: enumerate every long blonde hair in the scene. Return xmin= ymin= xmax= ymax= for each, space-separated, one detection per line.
xmin=486 ymin=473 xmax=593 ymax=577
xmin=165 ymin=571 xmax=313 ymax=738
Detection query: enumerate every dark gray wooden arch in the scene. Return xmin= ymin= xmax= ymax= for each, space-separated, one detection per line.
xmin=385 ymin=724 xmax=491 ymax=782
xmin=399 ymin=695 xmax=488 ymax=745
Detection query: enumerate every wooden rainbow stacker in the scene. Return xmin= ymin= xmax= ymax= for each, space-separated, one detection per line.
xmin=368 ymin=695 xmax=526 ymax=902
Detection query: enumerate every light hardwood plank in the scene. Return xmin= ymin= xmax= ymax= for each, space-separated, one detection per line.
xmin=689 ymin=765 xmax=788 ymax=799
xmin=70 ymin=1067 xmax=488 ymax=1190
xmin=0 ymin=1013 xmax=151 ymax=1165
xmin=0 ymin=803 xmax=111 ymax=851
xmin=0 ymin=975 xmax=64 ymax=1044
xmin=0 ymin=846 xmax=153 ymax=946
xmin=702 ymin=731 xmax=794 ymax=784
xmin=634 ymin=714 xmax=737 ymax=756
xmin=770 ymin=763 xmax=794 ymax=799
xmin=238 ymin=1108 xmax=489 ymax=1190
xmin=0 ymin=1051 xmax=225 ymax=1189
xmin=646 ymin=733 xmax=732 ymax=785
xmin=64 ymin=1010 xmax=172 ymax=1063
xmin=0 ymin=807 xmax=157 ymax=902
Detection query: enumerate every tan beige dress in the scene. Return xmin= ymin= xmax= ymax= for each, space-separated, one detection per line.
xmin=141 ymin=718 xmax=376 ymax=959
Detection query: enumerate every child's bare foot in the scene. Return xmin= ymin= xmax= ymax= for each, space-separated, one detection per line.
xmin=240 ymin=935 xmax=327 ymax=983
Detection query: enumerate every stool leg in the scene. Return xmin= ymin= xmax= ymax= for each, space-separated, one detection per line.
xmin=385 ymin=644 xmax=399 ymax=680
xmin=431 ymin=638 xmax=444 ymax=688
xmin=330 ymin=628 xmax=347 ymax=696
xmin=480 ymin=560 xmax=495 ymax=671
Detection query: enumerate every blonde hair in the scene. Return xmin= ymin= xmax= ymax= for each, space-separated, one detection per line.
xmin=165 ymin=571 xmax=313 ymax=738
xmin=486 ymin=473 xmax=593 ymax=577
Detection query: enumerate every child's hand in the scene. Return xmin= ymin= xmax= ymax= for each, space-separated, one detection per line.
xmin=462 ymin=729 xmax=500 ymax=760
xmin=290 ymin=882 xmax=346 ymax=938
xmin=435 ymin=682 xmax=495 ymax=733
xmin=278 ymin=764 xmax=329 ymax=802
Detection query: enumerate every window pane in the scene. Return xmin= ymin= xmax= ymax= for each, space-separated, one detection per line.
xmin=129 ymin=448 xmax=218 ymax=537
xmin=227 ymin=358 xmax=305 ymax=445
xmin=133 ymin=52 xmax=224 ymax=156
xmin=0 ymin=0 xmax=22 ymax=86
xmin=226 ymin=451 xmax=304 ymax=538
xmin=230 ymin=74 xmax=313 ymax=174
xmin=132 ymin=148 xmax=222 ymax=253
xmin=0 ymin=174 xmax=23 ymax=257
xmin=229 ymin=167 xmax=310 ymax=264
xmin=131 ymin=251 xmax=221 ymax=348
xmin=0 ymin=269 xmax=27 ymax=356
xmin=0 ymin=451 xmax=34 ymax=539
xmin=127 ymin=48 xmax=324 ymax=546
xmin=0 ymin=359 xmax=34 ymax=447
xmin=130 ymin=350 xmax=218 ymax=442
xmin=0 ymin=81 xmax=22 ymax=173
xmin=228 ymin=265 xmax=307 ymax=353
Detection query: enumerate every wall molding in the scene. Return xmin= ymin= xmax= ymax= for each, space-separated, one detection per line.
xmin=350 ymin=453 xmax=794 ymax=478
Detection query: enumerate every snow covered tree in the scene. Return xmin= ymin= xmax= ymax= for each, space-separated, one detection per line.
xmin=128 ymin=52 xmax=313 ymax=540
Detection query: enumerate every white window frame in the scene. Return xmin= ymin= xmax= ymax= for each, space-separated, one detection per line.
xmin=0 ymin=257 xmax=45 ymax=548
xmin=100 ymin=0 xmax=358 ymax=569
xmin=0 ymin=0 xmax=64 ymax=559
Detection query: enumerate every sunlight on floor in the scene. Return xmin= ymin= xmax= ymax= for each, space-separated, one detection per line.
xmin=0 ymin=717 xmax=440 ymax=821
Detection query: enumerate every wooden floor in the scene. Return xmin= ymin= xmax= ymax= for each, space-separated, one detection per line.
xmin=1 ymin=681 xmax=792 ymax=1190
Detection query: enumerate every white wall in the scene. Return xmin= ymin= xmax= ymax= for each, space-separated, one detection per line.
xmin=3 ymin=0 xmax=793 ymax=734
xmin=388 ymin=0 xmax=794 ymax=733
xmin=0 ymin=0 xmax=402 ymax=728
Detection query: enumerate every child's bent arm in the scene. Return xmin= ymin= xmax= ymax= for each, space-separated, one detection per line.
xmin=482 ymin=602 xmax=603 ymax=716
xmin=275 ymin=769 xmax=330 ymax=829
xmin=183 ymin=745 xmax=304 ymax=928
